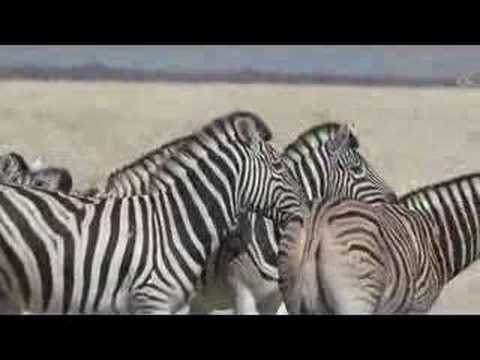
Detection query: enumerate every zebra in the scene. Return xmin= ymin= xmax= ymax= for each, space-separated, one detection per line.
xmin=313 ymin=171 xmax=480 ymax=313
xmin=0 ymin=111 xmax=305 ymax=314
xmin=96 ymin=122 xmax=397 ymax=314
xmin=278 ymin=196 xmax=446 ymax=314
xmin=212 ymin=122 xmax=397 ymax=314
xmin=0 ymin=152 xmax=74 ymax=313
xmin=102 ymin=134 xmax=210 ymax=313
xmin=400 ymin=173 xmax=480 ymax=288
xmin=0 ymin=152 xmax=73 ymax=193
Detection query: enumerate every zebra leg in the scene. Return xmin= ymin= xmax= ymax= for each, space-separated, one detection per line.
xmin=132 ymin=305 xmax=192 ymax=315
xmin=0 ymin=298 xmax=20 ymax=314
xmin=256 ymin=291 xmax=284 ymax=314
xmin=222 ymin=259 xmax=260 ymax=314
xmin=189 ymin=294 xmax=210 ymax=314
xmin=276 ymin=302 xmax=289 ymax=315
xmin=174 ymin=304 xmax=191 ymax=315
xmin=130 ymin=298 xmax=192 ymax=315
xmin=232 ymin=284 xmax=260 ymax=314
xmin=129 ymin=289 xmax=173 ymax=315
xmin=0 ymin=288 xmax=21 ymax=314
xmin=129 ymin=289 xmax=193 ymax=315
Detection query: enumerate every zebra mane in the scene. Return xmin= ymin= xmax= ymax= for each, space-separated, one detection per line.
xmin=150 ymin=111 xmax=273 ymax=168
xmin=0 ymin=151 xmax=30 ymax=173
xmin=106 ymin=111 xmax=270 ymax=187
xmin=400 ymin=172 xmax=480 ymax=201
xmin=169 ymin=111 xmax=274 ymax=164
xmin=105 ymin=134 xmax=194 ymax=185
xmin=207 ymin=110 xmax=272 ymax=142
xmin=283 ymin=122 xmax=359 ymax=155
xmin=140 ymin=111 xmax=274 ymax=193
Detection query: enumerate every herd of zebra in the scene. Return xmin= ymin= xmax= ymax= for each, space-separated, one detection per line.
xmin=0 ymin=109 xmax=478 ymax=314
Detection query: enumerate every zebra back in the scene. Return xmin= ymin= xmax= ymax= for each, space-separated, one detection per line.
xmin=279 ymin=197 xmax=441 ymax=314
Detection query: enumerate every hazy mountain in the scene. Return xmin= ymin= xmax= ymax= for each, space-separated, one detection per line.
xmin=0 ymin=46 xmax=479 ymax=79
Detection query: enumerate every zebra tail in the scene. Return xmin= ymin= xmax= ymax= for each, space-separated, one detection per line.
xmin=277 ymin=214 xmax=309 ymax=314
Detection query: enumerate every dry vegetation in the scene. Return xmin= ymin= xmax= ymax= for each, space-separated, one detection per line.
xmin=1 ymin=80 xmax=480 ymax=312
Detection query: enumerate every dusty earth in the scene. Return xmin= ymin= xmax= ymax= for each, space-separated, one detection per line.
xmin=1 ymin=80 xmax=479 ymax=313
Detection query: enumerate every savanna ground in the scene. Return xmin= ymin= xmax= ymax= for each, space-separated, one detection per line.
xmin=1 ymin=80 xmax=479 ymax=313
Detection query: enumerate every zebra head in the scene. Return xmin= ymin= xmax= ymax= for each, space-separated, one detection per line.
xmin=23 ymin=167 xmax=73 ymax=193
xmin=227 ymin=111 xmax=305 ymax=227
xmin=0 ymin=152 xmax=30 ymax=184
xmin=283 ymin=122 xmax=396 ymax=205
xmin=323 ymin=123 xmax=396 ymax=204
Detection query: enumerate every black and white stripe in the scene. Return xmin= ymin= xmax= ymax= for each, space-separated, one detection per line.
xmin=216 ymin=123 xmax=397 ymax=314
xmin=400 ymin=173 xmax=480 ymax=285
xmin=278 ymin=196 xmax=443 ymax=314
xmin=0 ymin=111 xmax=304 ymax=314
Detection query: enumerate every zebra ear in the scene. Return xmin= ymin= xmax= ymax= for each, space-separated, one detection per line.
xmin=1 ymin=152 xmax=30 ymax=173
xmin=347 ymin=123 xmax=359 ymax=150
xmin=336 ymin=124 xmax=352 ymax=151
xmin=236 ymin=117 xmax=261 ymax=149
xmin=326 ymin=123 xmax=352 ymax=156
xmin=235 ymin=112 xmax=272 ymax=146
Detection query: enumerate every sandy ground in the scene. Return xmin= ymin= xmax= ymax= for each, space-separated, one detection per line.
xmin=1 ymin=80 xmax=480 ymax=313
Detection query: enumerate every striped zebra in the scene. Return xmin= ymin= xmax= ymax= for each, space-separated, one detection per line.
xmin=278 ymin=196 xmax=444 ymax=314
xmin=214 ymin=123 xmax=397 ymax=314
xmin=97 ymin=122 xmax=397 ymax=314
xmin=281 ymin=170 xmax=480 ymax=314
xmin=102 ymin=134 xmax=208 ymax=313
xmin=0 ymin=152 xmax=73 ymax=193
xmin=400 ymin=173 xmax=480 ymax=288
xmin=0 ymin=111 xmax=304 ymax=314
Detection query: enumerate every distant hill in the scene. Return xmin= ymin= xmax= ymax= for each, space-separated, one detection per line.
xmin=456 ymin=72 xmax=480 ymax=87
xmin=2 ymin=46 xmax=480 ymax=80
xmin=0 ymin=63 xmax=462 ymax=87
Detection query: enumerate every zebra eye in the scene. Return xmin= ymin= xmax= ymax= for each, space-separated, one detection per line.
xmin=272 ymin=160 xmax=285 ymax=172
xmin=349 ymin=164 xmax=364 ymax=175
xmin=33 ymin=180 xmax=46 ymax=188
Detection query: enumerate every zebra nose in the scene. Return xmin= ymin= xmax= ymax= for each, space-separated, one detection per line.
xmin=386 ymin=192 xmax=398 ymax=203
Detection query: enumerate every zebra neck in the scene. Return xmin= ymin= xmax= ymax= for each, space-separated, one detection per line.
xmin=152 ymin=155 xmax=240 ymax=244
xmin=401 ymin=175 xmax=480 ymax=283
xmin=283 ymin=153 xmax=325 ymax=202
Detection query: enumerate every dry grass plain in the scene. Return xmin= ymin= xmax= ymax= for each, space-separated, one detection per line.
xmin=1 ymin=80 xmax=480 ymax=313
